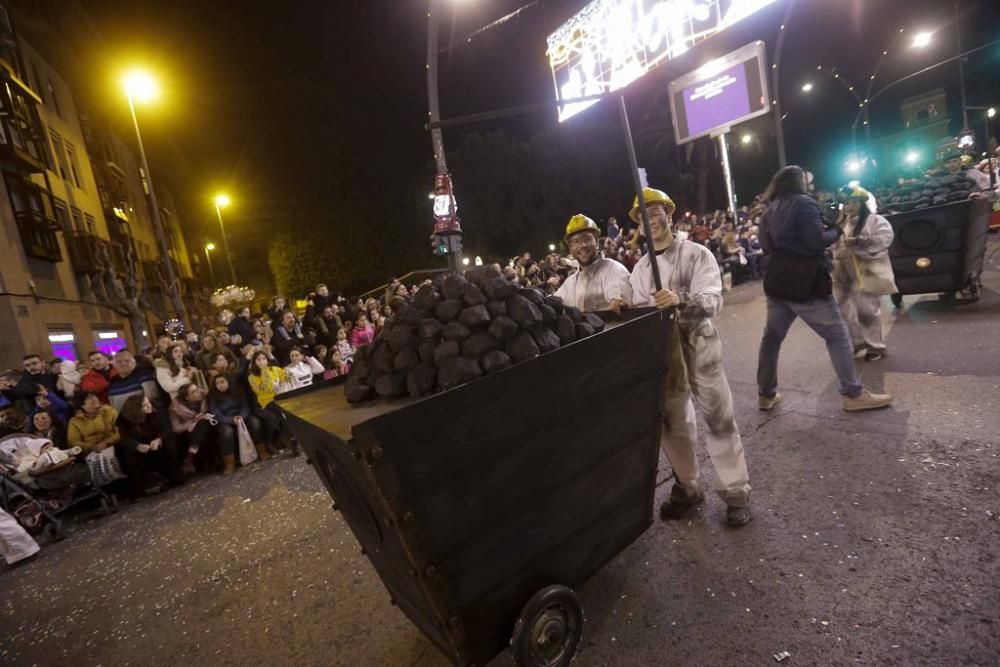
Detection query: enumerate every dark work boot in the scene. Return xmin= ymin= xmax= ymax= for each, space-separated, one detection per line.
xmin=659 ymin=483 xmax=705 ymax=521
xmin=726 ymin=505 xmax=752 ymax=528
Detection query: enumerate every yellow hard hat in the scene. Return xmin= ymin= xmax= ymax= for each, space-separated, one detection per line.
xmin=840 ymin=184 xmax=871 ymax=201
xmin=629 ymin=187 xmax=676 ymax=222
xmin=564 ymin=214 xmax=600 ymax=242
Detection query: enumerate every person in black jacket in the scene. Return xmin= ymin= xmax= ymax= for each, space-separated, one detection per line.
xmin=116 ymin=395 xmax=183 ymax=500
xmin=755 ymin=166 xmax=892 ymax=413
xmin=227 ymin=307 xmax=257 ymax=346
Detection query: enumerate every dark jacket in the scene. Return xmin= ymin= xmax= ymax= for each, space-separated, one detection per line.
xmin=227 ymin=316 xmax=256 ymax=346
xmin=116 ymin=406 xmax=172 ymax=453
xmin=208 ymin=391 xmax=251 ymax=426
xmin=760 ymin=194 xmax=842 ymax=260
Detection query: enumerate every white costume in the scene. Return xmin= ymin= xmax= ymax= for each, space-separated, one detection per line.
xmin=831 ymin=212 xmax=895 ymax=353
xmin=631 ymin=240 xmax=750 ymax=506
xmin=0 ymin=507 xmax=39 ymax=564
xmin=284 ymin=357 xmax=325 ymax=389
xmin=554 ymin=255 xmax=633 ymax=312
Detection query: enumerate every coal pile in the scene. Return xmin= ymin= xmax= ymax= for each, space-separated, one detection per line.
xmin=880 ymin=170 xmax=980 ymax=213
xmin=344 ymin=267 xmax=605 ymax=403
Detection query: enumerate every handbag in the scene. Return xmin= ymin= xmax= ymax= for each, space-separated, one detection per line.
xmin=764 ymin=252 xmax=832 ymax=302
xmin=236 ymin=420 xmax=258 ymax=466
xmin=86 ymin=448 xmax=126 ymax=487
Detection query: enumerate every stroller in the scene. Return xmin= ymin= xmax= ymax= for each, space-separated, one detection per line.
xmin=0 ymin=437 xmax=119 ymax=542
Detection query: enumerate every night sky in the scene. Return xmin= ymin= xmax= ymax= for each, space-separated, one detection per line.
xmin=75 ymin=0 xmax=1000 ymax=253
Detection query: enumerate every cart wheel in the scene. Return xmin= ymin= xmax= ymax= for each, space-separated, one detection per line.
xmin=100 ymin=498 xmax=115 ymax=516
xmin=890 ymin=293 xmax=903 ymax=308
xmin=44 ymin=521 xmax=67 ymax=541
xmin=510 ymin=585 xmax=583 ymax=667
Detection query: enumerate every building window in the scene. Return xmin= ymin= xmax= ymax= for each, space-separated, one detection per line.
xmin=47 ymin=77 xmax=61 ymax=117
xmin=84 ymin=213 xmax=96 ymax=234
xmin=53 ymin=198 xmax=69 ymax=232
xmin=29 ymin=61 xmax=45 ymax=102
xmin=66 ymin=142 xmax=82 ymax=189
xmin=93 ymin=329 xmax=127 ymax=357
xmin=70 ymin=206 xmax=84 ymax=233
xmin=49 ymin=130 xmax=68 ymax=180
xmin=47 ymin=329 xmax=78 ymax=363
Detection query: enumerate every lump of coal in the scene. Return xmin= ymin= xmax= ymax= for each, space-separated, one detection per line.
xmin=507 ymin=294 xmax=542 ymax=329
xmin=386 ymin=325 xmax=415 ymax=352
xmin=406 ymin=364 xmax=437 ymax=398
xmin=463 ymin=284 xmax=488 ymax=307
xmin=539 ymin=304 xmax=558 ymax=325
xmin=433 ymin=340 xmax=461 ymax=366
xmin=443 ymin=322 xmax=471 ymax=341
xmin=506 ymin=332 xmax=540 ymax=363
xmin=481 ymin=350 xmax=512 ymax=374
xmin=393 ymin=347 xmax=420 ymax=374
xmin=418 ymin=318 xmax=443 ymax=341
xmin=462 ymin=331 xmax=502 ymax=359
xmin=556 ymin=314 xmax=577 ymax=346
xmin=438 ymin=357 xmax=483 ymax=390
xmin=484 ymin=277 xmax=517 ymax=301
xmin=533 ymin=328 xmax=561 ymax=354
xmin=394 ymin=306 xmax=425 ymax=326
xmin=543 ymin=295 xmax=564 ymax=311
xmin=435 ymin=299 xmax=464 ymax=323
xmin=417 ymin=340 xmax=436 ymax=364
xmin=576 ymin=322 xmax=595 ymax=339
xmin=583 ymin=312 xmax=606 ymax=333
xmin=519 ymin=287 xmax=545 ymax=305
xmin=413 ymin=285 xmax=442 ymax=312
xmin=375 ymin=373 xmax=407 ymax=399
xmin=372 ymin=343 xmax=394 ymax=374
xmin=458 ymin=305 xmax=491 ymax=329
xmin=351 ymin=353 xmax=371 ymax=380
xmin=486 ymin=300 xmax=507 ymax=318
xmin=564 ymin=305 xmax=583 ymax=322
xmin=488 ymin=315 xmax=519 ymax=342
xmin=442 ymin=275 xmax=469 ymax=300
xmin=345 ymin=377 xmax=376 ymax=403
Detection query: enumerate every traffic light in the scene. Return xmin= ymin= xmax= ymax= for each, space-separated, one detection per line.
xmin=430 ymin=233 xmax=462 ymax=257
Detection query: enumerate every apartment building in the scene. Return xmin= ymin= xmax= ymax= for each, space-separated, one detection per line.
xmin=0 ymin=4 xmax=203 ymax=369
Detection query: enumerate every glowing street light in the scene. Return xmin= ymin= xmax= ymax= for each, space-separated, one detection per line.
xmin=988 ymin=108 xmax=997 ymax=119
xmin=912 ymin=32 xmax=932 ymax=48
xmin=462 ymin=257 xmax=470 ymax=266
xmin=904 ymin=151 xmax=920 ymax=165
xmin=741 ymin=134 xmax=752 ymax=145
xmin=121 ymin=68 xmax=183 ymax=318
xmin=846 ymin=160 xmax=862 ymax=173
xmin=203 ymin=243 xmax=217 ymax=286
xmin=213 ymin=193 xmax=237 ymax=284
xmin=801 ymin=82 xmax=814 ymax=93
xmin=548 ymin=243 xmax=556 ymax=252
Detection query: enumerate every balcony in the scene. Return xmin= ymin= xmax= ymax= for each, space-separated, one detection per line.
xmin=15 ymin=211 xmax=61 ymax=262
xmin=64 ymin=231 xmax=111 ymax=275
xmin=140 ymin=260 xmax=166 ymax=290
xmin=108 ymin=242 xmax=129 ymax=275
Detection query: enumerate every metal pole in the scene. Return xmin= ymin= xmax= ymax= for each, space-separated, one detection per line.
xmin=617 ymin=95 xmax=662 ymax=292
xmin=771 ymin=0 xmax=797 ymax=168
xmin=987 ymin=113 xmax=996 ymax=190
xmin=204 ymin=247 xmax=217 ymax=287
xmin=127 ymin=93 xmax=184 ymax=319
xmin=717 ymin=133 xmax=738 ymax=214
xmin=215 ymin=203 xmax=237 ymax=284
xmin=956 ymin=0 xmax=968 ymax=129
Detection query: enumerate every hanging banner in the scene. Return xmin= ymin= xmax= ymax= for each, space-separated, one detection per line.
xmin=546 ymin=0 xmax=779 ymax=121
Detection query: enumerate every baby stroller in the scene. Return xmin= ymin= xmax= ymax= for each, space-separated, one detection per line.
xmin=0 ymin=454 xmax=119 ymax=542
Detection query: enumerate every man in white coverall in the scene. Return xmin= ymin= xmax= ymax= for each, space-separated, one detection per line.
xmin=629 ymin=188 xmax=752 ymax=527
xmin=0 ymin=507 xmax=40 ymax=565
xmin=555 ymin=214 xmax=633 ymax=313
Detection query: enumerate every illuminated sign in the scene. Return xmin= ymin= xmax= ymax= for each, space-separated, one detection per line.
xmin=668 ymin=41 xmax=770 ymax=144
xmin=547 ymin=0 xmax=778 ymax=121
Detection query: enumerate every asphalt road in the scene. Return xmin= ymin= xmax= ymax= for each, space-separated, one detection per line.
xmin=3 ymin=240 xmax=999 ymax=667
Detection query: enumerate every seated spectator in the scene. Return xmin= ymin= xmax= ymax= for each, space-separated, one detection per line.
xmin=267 ymin=296 xmax=289 ymax=331
xmin=245 ymin=351 xmax=298 ymax=456
xmin=349 ymin=315 xmax=375 ymax=350
xmin=196 ymin=332 xmax=238 ymax=371
xmin=156 ymin=344 xmax=202 ymax=401
xmin=28 ymin=386 xmax=72 ymax=426
xmin=317 ymin=306 xmax=343 ymax=346
xmin=206 ymin=352 xmax=236 ymax=383
xmin=324 ymin=349 xmax=350 ymax=379
xmin=5 ymin=356 xmax=59 ymax=412
xmin=208 ymin=374 xmax=270 ymax=471
xmin=227 ymin=307 xmax=256 ymax=346
xmin=335 ymin=328 xmax=355 ymax=364
xmin=81 ymin=351 xmax=114 ymax=403
xmin=0 ymin=399 xmax=25 ymax=438
xmin=284 ymin=347 xmax=325 ymax=390
xmin=67 ymin=393 xmax=120 ymax=455
xmin=152 ymin=335 xmax=173 ymax=360
xmin=28 ymin=410 xmax=67 ymax=449
xmin=252 ymin=319 xmax=271 ymax=346
xmin=107 ymin=351 xmax=158 ymax=412
xmin=273 ymin=311 xmax=307 ymax=365
xmin=116 ymin=395 xmax=184 ymax=500
xmin=169 ymin=383 xmax=217 ymax=474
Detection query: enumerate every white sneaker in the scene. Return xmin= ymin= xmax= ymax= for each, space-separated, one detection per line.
xmin=842 ymin=389 xmax=892 ymax=412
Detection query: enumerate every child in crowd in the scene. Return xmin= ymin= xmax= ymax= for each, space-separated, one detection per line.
xmin=284 ymin=347 xmax=325 ymax=390
xmin=335 ymin=328 xmax=355 ymax=364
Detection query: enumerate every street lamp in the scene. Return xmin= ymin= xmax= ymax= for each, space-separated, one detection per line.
xmin=911 ymin=31 xmax=932 ymax=48
xmin=204 ymin=242 xmax=217 ymax=286
xmin=904 ymin=151 xmax=920 ymax=166
xmin=801 ymin=82 xmax=813 ymax=93
xmin=121 ymin=69 xmax=184 ymax=319
xmin=548 ymin=243 xmax=556 ymax=252
xmin=741 ymin=133 xmax=753 ymax=145
xmin=989 ymin=108 xmax=997 ymax=119
xmin=213 ymin=193 xmax=237 ymax=284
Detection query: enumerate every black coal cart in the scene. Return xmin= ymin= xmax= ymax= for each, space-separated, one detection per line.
xmin=886 ymin=198 xmax=992 ymax=307
xmin=278 ymin=310 xmax=671 ymax=667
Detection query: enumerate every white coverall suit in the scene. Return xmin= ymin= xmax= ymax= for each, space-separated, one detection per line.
xmin=0 ymin=507 xmax=39 ymax=565
xmin=631 ymin=240 xmax=751 ymax=507
xmin=554 ymin=255 xmax=633 ymax=312
xmin=831 ymin=212 xmax=895 ymax=354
